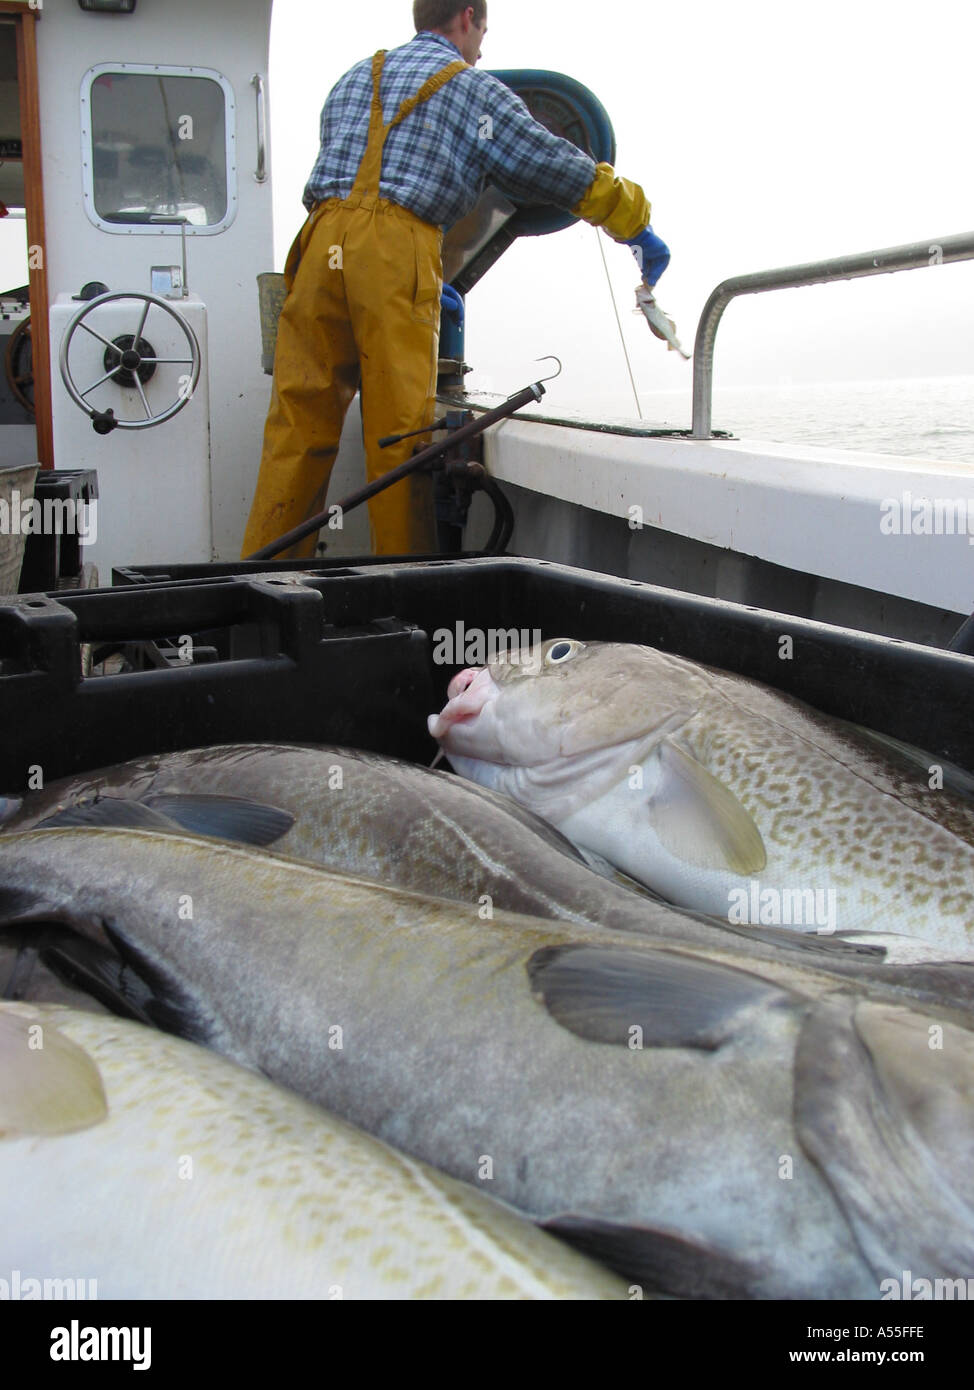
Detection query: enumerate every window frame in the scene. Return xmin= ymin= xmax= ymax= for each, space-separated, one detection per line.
xmin=80 ymin=61 xmax=238 ymax=236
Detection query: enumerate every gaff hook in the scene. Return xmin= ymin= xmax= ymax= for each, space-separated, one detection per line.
xmin=534 ymin=355 xmax=563 ymax=385
xmin=516 ymin=355 xmax=563 ymax=404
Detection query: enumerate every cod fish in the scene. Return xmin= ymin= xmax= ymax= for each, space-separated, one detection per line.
xmin=2 ymin=825 xmax=973 ymax=1299
xmin=8 ymin=743 xmax=974 ymax=1020
xmin=2 ymin=742 xmax=613 ymax=922
xmin=0 ymin=1001 xmax=627 ymax=1300
xmin=429 ymin=638 xmax=974 ymax=957
xmin=635 ymin=285 xmax=691 ymax=359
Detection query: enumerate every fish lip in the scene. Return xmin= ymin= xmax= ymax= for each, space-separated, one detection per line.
xmin=427 ymin=709 xmax=479 ymax=740
xmin=429 ymin=668 xmax=500 ymax=743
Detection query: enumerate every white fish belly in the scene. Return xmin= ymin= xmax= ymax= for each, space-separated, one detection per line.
xmin=556 ymin=769 xmax=974 ymax=957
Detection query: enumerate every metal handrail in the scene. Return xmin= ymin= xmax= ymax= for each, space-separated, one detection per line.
xmin=252 ymin=74 xmax=268 ymax=185
xmin=691 ymin=231 xmax=974 ymax=438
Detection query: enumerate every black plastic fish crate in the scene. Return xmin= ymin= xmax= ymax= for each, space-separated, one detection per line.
xmin=2 ymin=555 xmax=974 ymax=793
xmin=18 ymin=469 xmax=99 ymax=594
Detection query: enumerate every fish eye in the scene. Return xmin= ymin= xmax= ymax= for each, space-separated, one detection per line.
xmin=545 ymin=639 xmax=581 ymax=666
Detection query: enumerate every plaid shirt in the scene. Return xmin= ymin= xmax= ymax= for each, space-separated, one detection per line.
xmin=303 ymin=31 xmax=597 ymax=229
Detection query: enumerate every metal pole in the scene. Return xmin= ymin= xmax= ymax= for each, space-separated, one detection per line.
xmin=691 ymin=230 xmax=974 ymax=439
xmin=245 ymin=382 xmax=544 ymax=561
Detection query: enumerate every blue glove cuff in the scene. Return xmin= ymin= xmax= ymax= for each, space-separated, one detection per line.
xmin=625 ymin=227 xmax=670 ymax=286
xmin=440 ymin=284 xmax=465 ymax=324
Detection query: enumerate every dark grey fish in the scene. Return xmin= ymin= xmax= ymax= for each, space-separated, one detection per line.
xmin=7 ymin=743 xmax=974 ymax=1022
xmin=2 ymin=823 xmax=972 ymax=1300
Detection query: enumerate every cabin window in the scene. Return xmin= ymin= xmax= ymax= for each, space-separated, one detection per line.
xmin=81 ymin=64 xmax=237 ymax=235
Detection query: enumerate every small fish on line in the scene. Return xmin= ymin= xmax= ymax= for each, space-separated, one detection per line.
xmin=635 ymin=285 xmax=690 ymax=359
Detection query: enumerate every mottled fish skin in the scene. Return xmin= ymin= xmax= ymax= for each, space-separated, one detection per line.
xmin=4 ymin=744 xmax=610 ymax=926
xmin=0 ymin=1001 xmax=628 ymax=1301
xmin=8 ymin=744 xmax=974 ymax=1022
xmin=429 ymin=639 xmax=974 ymax=956
xmin=2 ymin=826 xmax=972 ymax=1299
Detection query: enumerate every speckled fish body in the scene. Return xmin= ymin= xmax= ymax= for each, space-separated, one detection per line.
xmin=5 ymin=743 xmax=974 ymax=1023
xmin=0 ymin=1001 xmax=628 ymax=1301
xmin=429 ymin=639 xmax=974 ymax=956
xmin=2 ymin=826 xmax=972 ymax=1299
xmin=3 ymin=743 xmax=634 ymax=923
xmin=6 ymin=743 xmax=974 ymax=1020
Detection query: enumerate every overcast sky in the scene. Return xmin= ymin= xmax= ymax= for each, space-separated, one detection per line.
xmin=4 ymin=2 xmax=970 ymax=427
xmin=268 ymin=0 xmax=974 ymax=421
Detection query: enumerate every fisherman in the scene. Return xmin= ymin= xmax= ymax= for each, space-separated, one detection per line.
xmin=241 ymin=0 xmax=671 ymax=560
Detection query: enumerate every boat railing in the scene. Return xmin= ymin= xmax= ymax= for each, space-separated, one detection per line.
xmin=691 ymin=231 xmax=974 ymax=439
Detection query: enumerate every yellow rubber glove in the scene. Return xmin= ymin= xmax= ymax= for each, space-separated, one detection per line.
xmin=572 ymin=162 xmax=651 ymax=241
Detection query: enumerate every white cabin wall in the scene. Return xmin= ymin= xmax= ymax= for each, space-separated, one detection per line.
xmin=37 ymin=0 xmax=273 ymax=565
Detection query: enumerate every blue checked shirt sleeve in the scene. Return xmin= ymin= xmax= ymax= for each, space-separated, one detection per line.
xmin=474 ymin=75 xmax=597 ymax=211
xmin=301 ymin=36 xmax=600 ymax=224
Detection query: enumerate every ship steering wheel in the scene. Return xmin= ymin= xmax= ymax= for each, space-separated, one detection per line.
xmin=59 ymin=290 xmax=201 ymax=432
xmin=5 ymin=315 xmax=35 ymax=415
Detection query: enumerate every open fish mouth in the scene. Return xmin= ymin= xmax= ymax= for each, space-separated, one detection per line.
xmin=428 ymin=666 xmax=500 ymax=741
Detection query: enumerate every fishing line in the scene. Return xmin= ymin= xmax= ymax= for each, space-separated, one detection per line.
xmin=595 ymin=228 xmax=643 ymax=420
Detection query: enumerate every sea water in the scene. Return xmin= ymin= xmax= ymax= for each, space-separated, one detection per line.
xmin=633 ymin=375 xmax=974 ymax=464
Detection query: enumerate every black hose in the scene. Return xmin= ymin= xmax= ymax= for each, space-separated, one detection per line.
xmin=478 ymin=472 xmax=515 ymax=555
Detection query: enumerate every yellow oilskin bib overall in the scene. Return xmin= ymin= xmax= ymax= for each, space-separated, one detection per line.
xmin=241 ymin=51 xmax=469 ymax=559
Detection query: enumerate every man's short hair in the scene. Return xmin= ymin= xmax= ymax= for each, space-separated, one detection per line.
xmin=414 ymin=1 xmax=487 ymax=32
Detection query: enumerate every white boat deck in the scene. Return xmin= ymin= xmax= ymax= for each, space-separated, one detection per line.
xmin=484 ymin=412 xmax=974 ymax=616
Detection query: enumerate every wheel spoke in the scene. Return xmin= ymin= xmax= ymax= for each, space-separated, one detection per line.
xmin=80 ymin=366 xmax=123 ymax=398
xmin=135 ymin=375 xmax=153 ymax=421
xmin=134 ymin=298 xmax=151 ymax=343
xmin=79 ymin=321 xmax=119 ymax=352
xmin=62 ymin=294 xmax=200 ymax=429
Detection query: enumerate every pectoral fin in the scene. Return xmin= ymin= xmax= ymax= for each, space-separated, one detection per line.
xmin=647 ymin=741 xmax=766 ymax=875
xmin=0 ymin=1008 xmax=108 ymax=1137
xmin=37 ymin=800 xmax=182 ymax=833
xmin=527 ymin=942 xmax=790 ymax=1050
xmin=142 ymin=794 xmax=294 ymax=846
xmin=543 ymin=1214 xmax=761 ymax=1299
xmin=38 ymin=794 xmax=294 ymax=847
xmin=100 ymin=921 xmax=238 ymax=1057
